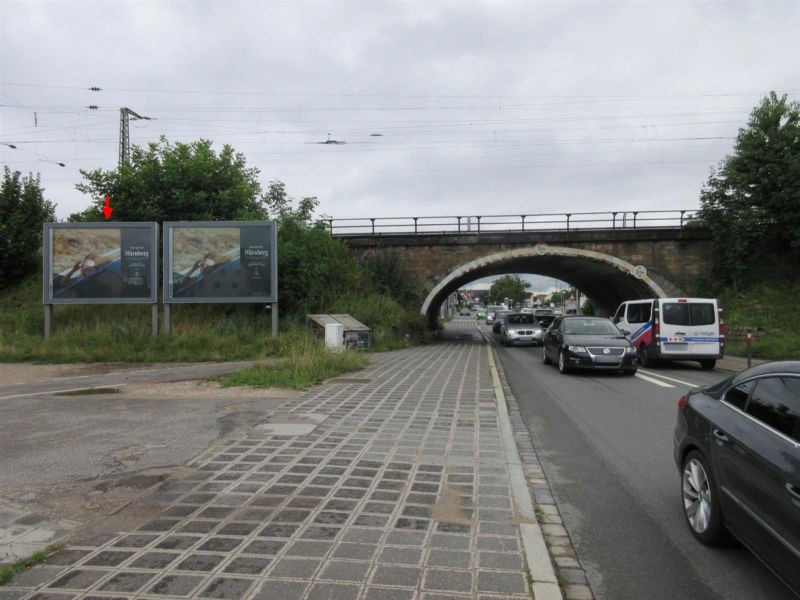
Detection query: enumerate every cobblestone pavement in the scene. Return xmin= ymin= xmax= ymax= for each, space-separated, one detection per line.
xmin=2 ymin=319 xmax=552 ymax=599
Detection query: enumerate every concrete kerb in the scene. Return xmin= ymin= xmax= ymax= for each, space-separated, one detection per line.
xmin=486 ymin=346 xmax=563 ymax=600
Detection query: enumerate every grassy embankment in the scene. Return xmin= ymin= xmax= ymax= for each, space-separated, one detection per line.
xmin=0 ymin=276 xmax=435 ymax=387
xmin=721 ymin=281 xmax=800 ymax=361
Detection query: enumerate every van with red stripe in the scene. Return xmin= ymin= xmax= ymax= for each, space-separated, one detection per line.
xmin=612 ymin=298 xmax=724 ymax=370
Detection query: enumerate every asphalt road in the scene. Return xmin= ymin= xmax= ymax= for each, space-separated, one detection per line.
xmin=490 ymin=329 xmax=795 ymax=600
xmin=0 ymin=361 xmax=295 ymax=533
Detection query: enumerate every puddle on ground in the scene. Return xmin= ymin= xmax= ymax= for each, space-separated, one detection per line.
xmin=54 ymin=387 xmax=122 ymax=396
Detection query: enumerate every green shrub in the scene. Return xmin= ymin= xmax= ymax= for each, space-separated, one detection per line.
xmin=721 ymin=281 xmax=800 ymax=360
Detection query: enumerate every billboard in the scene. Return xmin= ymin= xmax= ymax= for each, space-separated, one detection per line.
xmin=43 ymin=223 xmax=158 ymax=304
xmin=163 ymin=221 xmax=277 ymax=303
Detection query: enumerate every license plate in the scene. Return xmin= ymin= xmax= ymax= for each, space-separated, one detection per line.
xmin=664 ymin=343 xmax=688 ymax=351
xmin=594 ymin=356 xmax=620 ymax=365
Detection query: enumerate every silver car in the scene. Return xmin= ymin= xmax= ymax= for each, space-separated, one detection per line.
xmin=499 ymin=313 xmax=538 ymax=346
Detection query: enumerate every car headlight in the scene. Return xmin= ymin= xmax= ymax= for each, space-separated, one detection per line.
xmin=568 ymin=345 xmax=588 ymax=354
xmin=626 ymin=346 xmax=637 ymax=354
xmin=534 ymin=329 xmax=542 ymax=335
xmin=507 ymin=330 xmax=517 ymax=336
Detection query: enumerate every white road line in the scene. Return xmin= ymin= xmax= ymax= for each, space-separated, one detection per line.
xmin=637 ymin=369 xmax=699 ymax=388
xmin=635 ymin=373 xmax=675 ymax=388
xmin=0 ymin=384 xmax=127 ymax=401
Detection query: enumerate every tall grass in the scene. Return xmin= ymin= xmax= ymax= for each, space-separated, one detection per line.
xmin=0 ymin=276 xmax=434 ymax=363
xmin=216 ymin=336 xmax=369 ymax=389
xmin=722 ymin=281 xmax=800 ymax=360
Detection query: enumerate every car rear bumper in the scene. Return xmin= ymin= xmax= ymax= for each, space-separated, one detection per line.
xmin=657 ymin=352 xmax=724 ymax=361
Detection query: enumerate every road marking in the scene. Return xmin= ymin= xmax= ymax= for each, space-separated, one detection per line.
xmin=638 ymin=369 xmax=699 ymax=388
xmin=635 ymin=373 xmax=675 ymax=388
xmin=0 ymin=384 xmax=127 ymax=401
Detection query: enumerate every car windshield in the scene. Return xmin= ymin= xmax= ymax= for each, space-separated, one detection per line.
xmin=534 ymin=310 xmax=554 ymax=317
xmin=506 ymin=314 xmax=534 ymax=325
xmin=563 ymin=319 xmax=621 ymax=336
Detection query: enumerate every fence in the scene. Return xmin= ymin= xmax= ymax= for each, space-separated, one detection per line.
xmin=326 ymin=209 xmax=699 ymax=236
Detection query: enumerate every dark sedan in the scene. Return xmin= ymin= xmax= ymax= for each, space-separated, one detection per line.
xmin=541 ymin=316 xmax=637 ymax=374
xmin=673 ymin=361 xmax=800 ymax=596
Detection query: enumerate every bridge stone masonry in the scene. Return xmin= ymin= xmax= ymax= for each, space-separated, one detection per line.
xmin=335 ymin=213 xmax=713 ymax=328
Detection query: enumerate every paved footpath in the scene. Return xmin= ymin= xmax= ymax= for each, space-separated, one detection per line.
xmin=2 ymin=320 xmax=562 ymax=600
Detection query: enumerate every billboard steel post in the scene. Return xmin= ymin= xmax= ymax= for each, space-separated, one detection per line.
xmin=272 ymin=302 xmax=278 ymax=338
xmin=151 ymin=304 xmax=158 ymax=336
xmin=164 ymin=304 xmax=171 ymax=335
xmin=44 ymin=304 xmax=52 ymax=340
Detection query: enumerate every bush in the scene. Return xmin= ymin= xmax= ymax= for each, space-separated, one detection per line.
xmin=721 ymin=281 xmax=800 ymax=360
xmin=0 ymin=168 xmax=56 ymax=288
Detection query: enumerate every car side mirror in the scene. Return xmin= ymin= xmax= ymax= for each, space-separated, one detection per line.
xmin=620 ymin=328 xmax=630 ymax=336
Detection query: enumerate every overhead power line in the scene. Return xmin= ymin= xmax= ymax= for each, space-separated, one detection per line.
xmin=1 ymin=81 xmax=797 ymax=99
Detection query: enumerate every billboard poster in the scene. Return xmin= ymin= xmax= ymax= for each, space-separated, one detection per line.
xmin=164 ymin=221 xmax=277 ymax=303
xmin=43 ymin=223 xmax=158 ymax=304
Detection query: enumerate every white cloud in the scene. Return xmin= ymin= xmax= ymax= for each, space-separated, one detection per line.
xmin=1 ymin=1 xmax=797 ymax=222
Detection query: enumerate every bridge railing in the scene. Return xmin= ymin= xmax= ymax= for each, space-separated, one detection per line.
xmin=326 ymin=209 xmax=699 ymax=236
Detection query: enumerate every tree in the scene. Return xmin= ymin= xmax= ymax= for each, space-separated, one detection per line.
xmin=488 ymin=275 xmax=530 ymax=306
xmin=0 ymin=168 xmax=56 ymax=287
xmin=698 ymin=92 xmax=800 ymax=290
xmin=73 ymin=137 xmax=266 ymax=222
xmin=360 ymin=249 xmax=421 ymax=305
xmin=263 ymin=181 xmax=359 ymax=311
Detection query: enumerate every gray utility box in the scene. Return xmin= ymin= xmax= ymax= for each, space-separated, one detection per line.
xmin=307 ymin=314 xmax=371 ymax=349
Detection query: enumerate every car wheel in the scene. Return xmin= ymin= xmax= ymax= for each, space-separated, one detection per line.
xmin=639 ymin=344 xmax=654 ymax=367
xmin=700 ymin=359 xmax=716 ymax=370
xmin=624 ymin=367 xmax=638 ymax=376
xmin=542 ymin=345 xmax=552 ymax=365
xmin=681 ymin=450 xmax=728 ymax=545
xmin=557 ymin=350 xmax=570 ymax=374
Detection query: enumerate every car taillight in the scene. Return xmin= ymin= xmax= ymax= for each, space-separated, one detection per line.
xmin=653 ymin=315 xmax=660 ymax=345
xmin=678 ymin=394 xmax=687 ymax=413
xmin=718 ymin=308 xmax=725 ymax=346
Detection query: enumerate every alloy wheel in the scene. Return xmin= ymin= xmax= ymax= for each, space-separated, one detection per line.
xmin=683 ymin=458 xmax=712 ymax=533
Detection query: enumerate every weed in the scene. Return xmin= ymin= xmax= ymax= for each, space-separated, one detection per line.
xmin=0 ymin=543 xmax=64 ymax=586
xmin=217 ymin=336 xmax=369 ymax=389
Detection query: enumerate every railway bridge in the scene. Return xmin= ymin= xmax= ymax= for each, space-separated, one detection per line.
xmin=330 ymin=210 xmax=711 ymax=327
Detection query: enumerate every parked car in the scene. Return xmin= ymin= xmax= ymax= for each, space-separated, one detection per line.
xmin=500 ymin=313 xmax=537 ymax=346
xmin=459 ymin=307 xmax=471 ymax=316
xmin=477 ymin=308 xmax=487 ymax=319
xmin=673 ymin=361 xmax=800 ymax=596
xmin=613 ymin=297 xmax=723 ymax=369
xmin=492 ymin=310 xmax=512 ymax=334
xmin=542 ymin=316 xmax=637 ymax=374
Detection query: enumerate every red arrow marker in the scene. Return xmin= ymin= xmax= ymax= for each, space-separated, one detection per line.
xmin=102 ymin=194 xmax=113 ymax=219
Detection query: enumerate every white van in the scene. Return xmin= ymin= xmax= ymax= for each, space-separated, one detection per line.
xmin=612 ymin=298 xmax=724 ymax=370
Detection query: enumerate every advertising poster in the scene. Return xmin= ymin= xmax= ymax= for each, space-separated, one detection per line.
xmin=46 ymin=224 xmax=157 ymax=302
xmin=165 ymin=222 xmax=276 ymax=302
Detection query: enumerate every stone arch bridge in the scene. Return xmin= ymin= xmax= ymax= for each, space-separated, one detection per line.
xmin=337 ymin=221 xmax=713 ymax=328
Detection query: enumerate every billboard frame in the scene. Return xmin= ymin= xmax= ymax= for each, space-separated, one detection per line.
xmin=43 ymin=222 xmax=159 ymax=305
xmin=42 ymin=222 xmax=159 ymax=339
xmin=162 ymin=221 xmax=278 ymax=305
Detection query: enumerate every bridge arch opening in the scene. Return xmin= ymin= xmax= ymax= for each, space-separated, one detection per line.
xmin=421 ymin=245 xmax=670 ymax=328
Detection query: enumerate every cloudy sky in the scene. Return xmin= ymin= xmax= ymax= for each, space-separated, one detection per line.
xmin=2 ymin=0 xmax=798 ymax=226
